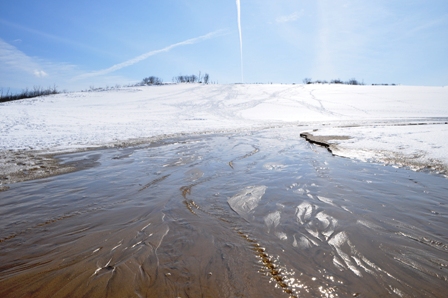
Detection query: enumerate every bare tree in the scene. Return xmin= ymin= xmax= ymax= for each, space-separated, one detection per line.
xmin=172 ymin=73 xmax=209 ymax=84
xmin=303 ymin=78 xmax=312 ymax=84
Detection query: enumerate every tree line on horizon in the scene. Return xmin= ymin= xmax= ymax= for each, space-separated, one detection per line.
xmin=0 ymin=72 xmax=212 ymax=103
xmin=303 ymin=78 xmax=396 ymax=86
xmin=139 ymin=72 xmax=210 ymax=86
xmin=172 ymin=72 xmax=210 ymax=84
xmin=2 ymin=74 xmax=400 ymax=103
xmin=303 ymin=78 xmax=365 ymax=85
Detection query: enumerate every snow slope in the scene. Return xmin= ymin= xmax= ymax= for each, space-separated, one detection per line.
xmin=1 ymin=84 xmax=447 ymax=175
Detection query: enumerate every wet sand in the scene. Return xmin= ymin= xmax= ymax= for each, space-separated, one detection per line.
xmin=1 ymin=127 xmax=447 ymax=297
xmin=0 ymin=150 xmax=79 ymax=192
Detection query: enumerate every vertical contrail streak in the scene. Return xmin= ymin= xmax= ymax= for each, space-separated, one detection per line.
xmin=236 ymin=0 xmax=244 ymax=83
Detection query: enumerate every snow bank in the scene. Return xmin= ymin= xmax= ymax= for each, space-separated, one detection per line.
xmin=312 ymin=123 xmax=448 ymax=174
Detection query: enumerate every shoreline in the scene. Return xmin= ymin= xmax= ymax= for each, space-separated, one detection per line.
xmin=2 ymin=123 xmax=448 ymax=191
xmin=0 ymin=150 xmax=78 ymax=191
xmin=0 ymin=128 xmax=268 ymax=189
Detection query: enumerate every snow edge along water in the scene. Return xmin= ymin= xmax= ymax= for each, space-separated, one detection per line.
xmin=1 ymin=84 xmax=448 ymax=188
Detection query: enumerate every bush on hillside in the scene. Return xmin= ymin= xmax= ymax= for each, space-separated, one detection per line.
xmin=173 ymin=75 xmax=197 ymax=83
xmin=142 ymin=76 xmax=163 ymax=85
xmin=330 ymin=79 xmax=344 ymax=84
xmin=203 ymin=73 xmax=210 ymax=84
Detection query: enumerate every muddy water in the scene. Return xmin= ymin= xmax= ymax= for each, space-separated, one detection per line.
xmin=1 ymin=128 xmax=447 ymax=297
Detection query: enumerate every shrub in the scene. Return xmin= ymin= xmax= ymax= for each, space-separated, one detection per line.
xmin=330 ymin=79 xmax=343 ymax=84
xmin=347 ymin=78 xmax=360 ymax=85
xmin=203 ymin=73 xmax=210 ymax=84
xmin=142 ymin=76 xmax=163 ymax=85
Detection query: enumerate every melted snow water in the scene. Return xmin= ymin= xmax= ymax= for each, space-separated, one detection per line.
xmin=1 ymin=127 xmax=447 ymax=297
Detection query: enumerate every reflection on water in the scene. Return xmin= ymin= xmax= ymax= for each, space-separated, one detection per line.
xmin=1 ymin=128 xmax=447 ymax=297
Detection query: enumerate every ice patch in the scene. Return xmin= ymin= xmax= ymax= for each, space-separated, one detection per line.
xmin=228 ymin=185 xmax=267 ymax=220
xmin=264 ymin=210 xmax=281 ymax=232
xmin=315 ymin=211 xmax=337 ymax=240
xmin=317 ymin=196 xmax=336 ymax=207
xmin=293 ymin=234 xmax=316 ymax=248
xmin=275 ymin=232 xmax=288 ymax=241
xmin=328 ymin=232 xmax=362 ymax=277
xmin=263 ymin=163 xmax=285 ymax=171
xmin=296 ymin=201 xmax=313 ymax=224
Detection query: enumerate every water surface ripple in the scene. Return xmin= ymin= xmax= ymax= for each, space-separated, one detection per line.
xmin=1 ymin=128 xmax=447 ymax=297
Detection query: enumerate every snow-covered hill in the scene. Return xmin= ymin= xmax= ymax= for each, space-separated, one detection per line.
xmin=1 ymin=83 xmax=447 ymax=177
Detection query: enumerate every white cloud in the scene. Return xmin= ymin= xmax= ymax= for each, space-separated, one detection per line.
xmin=0 ymin=38 xmax=49 ymax=77
xmin=276 ymin=10 xmax=303 ymax=23
xmin=0 ymin=38 xmax=84 ymax=91
xmin=34 ymin=70 xmax=48 ymax=77
xmin=0 ymin=37 xmax=151 ymax=92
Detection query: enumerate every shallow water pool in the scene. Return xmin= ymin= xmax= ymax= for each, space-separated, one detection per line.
xmin=1 ymin=127 xmax=447 ymax=297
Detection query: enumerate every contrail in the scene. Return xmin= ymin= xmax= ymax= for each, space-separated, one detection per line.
xmin=73 ymin=30 xmax=223 ymax=80
xmin=236 ymin=0 xmax=243 ymax=83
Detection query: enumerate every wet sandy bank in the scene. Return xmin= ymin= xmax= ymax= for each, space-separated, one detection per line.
xmin=0 ymin=150 xmax=76 ymax=191
xmin=0 ymin=131 xmax=235 ymax=190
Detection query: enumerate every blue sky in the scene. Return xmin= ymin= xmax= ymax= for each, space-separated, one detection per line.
xmin=1 ymin=0 xmax=447 ymax=92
